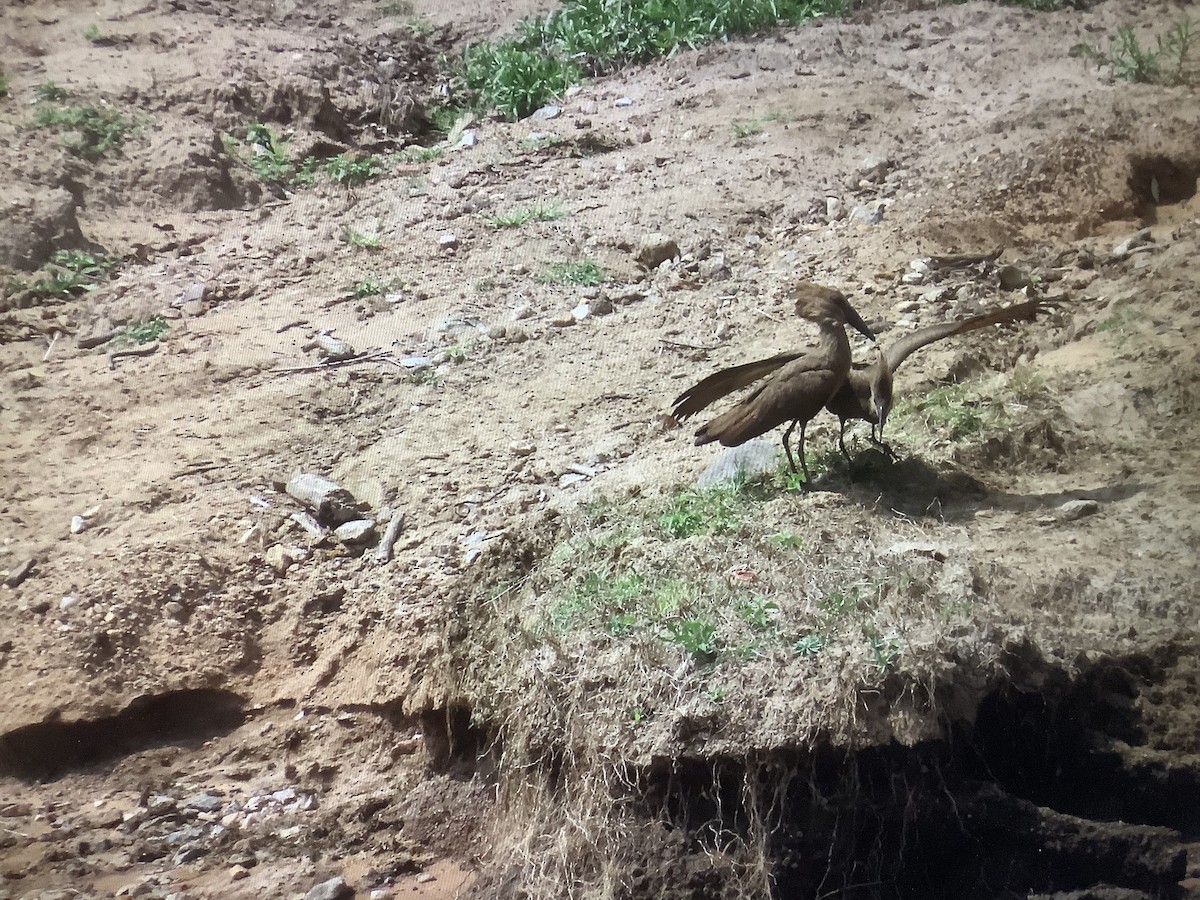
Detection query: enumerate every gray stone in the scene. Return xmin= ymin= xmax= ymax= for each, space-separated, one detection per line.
xmin=1112 ymin=228 xmax=1153 ymax=258
xmin=305 ymin=876 xmax=353 ymax=900
xmin=455 ymin=129 xmax=477 ymax=149
xmin=997 ymin=264 xmax=1032 ymax=291
xmin=70 ymin=515 xmax=87 ymax=535
xmin=826 ymin=197 xmax=845 ymax=220
xmin=1056 ymin=499 xmax=1100 ymax=523
xmin=614 ymin=97 xmax=633 ymax=108
xmin=530 ymin=105 xmax=561 ymax=120
xmin=334 ymin=519 xmax=377 ymax=545
xmin=438 ymin=233 xmax=459 ymax=251
xmin=571 ymin=303 xmax=592 ymax=321
xmin=5 ymin=557 xmax=36 ymax=588
xmin=176 ymin=282 xmax=208 ymax=306
xmin=849 ymin=203 xmax=883 ymax=226
xmin=635 ymin=233 xmax=680 ymax=268
xmin=696 ymin=440 xmax=778 ymax=488
xmin=286 ymin=474 xmax=361 ymax=525
xmin=184 ymin=793 xmax=223 ymax=813
xmin=400 ymin=356 xmax=431 ymax=369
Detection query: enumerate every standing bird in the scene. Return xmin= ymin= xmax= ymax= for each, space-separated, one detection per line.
xmin=672 ymin=298 xmax=1054 ymax=464
xmin=673 ymin=283 xmax=875 ymax=481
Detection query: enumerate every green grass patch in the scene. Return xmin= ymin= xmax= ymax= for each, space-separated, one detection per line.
xmin=732 ymin=119 xmax=764 ymax=140
xmin=659 ymin=485 xmax=744 ymax=538
xmin=1074 ymin=19 xmax=1197 ymax=85
xmin=348 ymin=276 xmax=386 ymax=298
xmin=98 ymin=317 xmax=170 ymax=351
xmin=1095 ymin=303 xmax=1145 ymax=337
xmin=426 ymin=104 xmax=469 ymax=136
xmin=395 ymin=145 xmax=444 ymax=164
xmin=5 ymin=250 xmax=116 ymax=300
xmin=343 ymin=227 xmax=384 ymax=250
xmin=82 ymin=24 xmax=106 ymax=43
xmin=462 ymin=0 xmax=848 ymax=120
xmin=485 ymin=201 xmax=566 ymax=228
xmin=540 ymin=259 xmax=604 ymax=286
xmin=34 ymin=81 xmax=71 ymax=103
xmin=34 ymin=103 xmax=135 ymax=158
xmin=325 ymin=153 xmax=383 ymax=186
xmin=0 ymin=72 xmax=9 ymax=99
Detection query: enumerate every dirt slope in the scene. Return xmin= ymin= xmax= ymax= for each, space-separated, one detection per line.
xmin=1 ymin=0 xmax=1199 ymax=898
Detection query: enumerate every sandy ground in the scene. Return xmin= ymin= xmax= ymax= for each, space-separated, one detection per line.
xmin=1 ymin=0 xmax=1199 ymax=897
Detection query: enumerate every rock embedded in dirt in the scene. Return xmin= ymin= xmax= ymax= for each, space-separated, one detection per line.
xmin=306 ymin=333 xmax=355 ymax=362
xmin=304 ymin=876 xmax=353 ymax=900
xmin=850 ymin=203 xmax=884 ymax=226
xmin=438 ymin=233 xmax=459 ymax=251
xmin=696 ymin=440 xmax=778 ymax=488
xmin=997 ymin=264 xmax=1033 ymax=291
xmin=1112 ymin=228 xmax=1154 ymax=259
xmin=285 ymin=474 xmax=361 ymax=525
xmin=4 ymin=557 xmax=36 ymax=588
xmin=826 ymin=197 xmax=845 ymax=221
xmin=1056 ymin=499 xmax=1100 ymax=523
xmin=334 ymin=519 xmax=376 ymax=545
xmin=530 ymin=105 xmax=561 ymax=120
xmin=0 ymin=187 xmax=87 ymax=271
xmin=635 ymin=233 xmax=680 ymax=269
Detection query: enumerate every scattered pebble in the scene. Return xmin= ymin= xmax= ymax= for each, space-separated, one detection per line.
xmin=530 ymin=105 xmax=561 ymax=120
xmin=5 ymin=557 xmax=36 ymax=588
xmin=696 ymin=440 xmax=778 ymax=488
xmin=230 ymin=865 xmax=250 ymax=882
xmin=997 ymin=264 xmax=1032 ymax=291
xmin=826 ymin=197 xmax=845 ymax=221
xmin=1112 ymin=228 xmax=1153 ymax=259
xmin=614 ymin=96 xmax=633 ymax=107
xmin=286 ymin=474 xmax=361 ymax=525
xmin=70 ymin=515 xmax=87 ymax=535
xmin=59 ymin=596 xmax=78 ymax=612
xmin=849 ymin=203 xmax=883 ymax=226
xmin=438 ymin=233 xmax=459 ymax=251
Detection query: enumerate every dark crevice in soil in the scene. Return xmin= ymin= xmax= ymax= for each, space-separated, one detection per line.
xmin=475 ymin=645 xmax=1199 ymax=899
xmin=1129 ymin=155 xmax=1200 ymax=222
xmin=0 ymin=689 xmax=247 ymax=781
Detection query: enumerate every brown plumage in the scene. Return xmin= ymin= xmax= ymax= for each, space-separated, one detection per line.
xmin=674 ymin=283 xmax=875 ymax=481
xmin=673 ymin=298 xmax=1055 ymax=464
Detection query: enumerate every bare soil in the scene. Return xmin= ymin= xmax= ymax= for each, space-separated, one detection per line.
xmin=1 ymin=0 xmax=1199 ymax=898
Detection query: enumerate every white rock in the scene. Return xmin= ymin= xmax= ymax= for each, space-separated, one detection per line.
xmin=826 ymin=197 xmax=844 ymax=220
xmin=70 ymin=515 xmax=87 ymax=534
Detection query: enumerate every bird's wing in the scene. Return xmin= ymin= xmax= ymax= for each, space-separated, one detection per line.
xmin=882 ymin=298 xmax=1056 ymax=372
xmin=696 ymin=357 xmax=841 ymax=446
xmin=671 ymin=351 xmax=804 ymax=420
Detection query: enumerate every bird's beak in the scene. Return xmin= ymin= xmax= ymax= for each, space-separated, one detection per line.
xmin=876 ymin=400 xmax=890 ymax=430
xmin=843 ymin=303 xmax=875 ymax=342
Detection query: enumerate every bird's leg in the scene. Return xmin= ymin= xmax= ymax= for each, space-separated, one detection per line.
xmin=869 ymin=423 xmax=899 ymax=461
xmin=837 ymin=419 xmax=853 ymax=467
xmin=798 ymin=422 xmax=812 ymax=484
xmin=782 ymin=419 xmax=799 ymax=474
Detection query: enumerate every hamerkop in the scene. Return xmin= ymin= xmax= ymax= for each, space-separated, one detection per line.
xmin=673 ymin=298 xmax=1054 ymax=463
xmin=673 ymin=283 xmax=875 ymax=481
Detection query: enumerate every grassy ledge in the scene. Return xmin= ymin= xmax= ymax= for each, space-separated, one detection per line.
xmin=461 ymin=0 xmax=850 ymax=119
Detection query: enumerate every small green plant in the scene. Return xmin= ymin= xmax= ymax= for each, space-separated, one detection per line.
xmin=659 ymin=486 xmax=741 ymax=539
xmin=704 ymin=684 xmax=728 ymax=703
xmin=767 ymin=532 xmax=805 ymax=551
xmin=291 ymin=155 xmax=322 ymax=187
xmin=242 ymin=124 xmax=292 ymax=182
xmin=34 ymin=104 xmax=134 ymax=158
xmin=666 ymin=618 xmax=719 ymax=662
xmin=605 ymin=613 xmax=638 ymax=636
xmin=464 ymin=42 xmax=581 ymax=121
xmin=98 ymin=317 xmax=170 ymax=351
xmin=344 ymin=227 xmax=383 ymax=250
xmin=427 ymin=104 xmax=468 ymax=136
xmin=732 ymin=120 xmax=764 ymax=140
xmin=34 ymin=81 xmax=71 ymax=102
xmin=8 ymin=249 xmax=116 ymax=299
xmin=82 ymin=24 xmax=106 ymax=43
xmin=1095 ymin=303 xmax=1145 ymax=337
xmin=396 ymin=145 xmax=444 ymax=164
xmin=0 ymin=72 xmax=10 ymax=98
xmin=521 ymin=133 xmax=562 ymax=151
xmin=629 ymin=706 xmax=647 ymax=726
xmin=123 ymin=317 xmax=170 ymax=345
xmin=540 ymin=259 xmax=604 ymax=286
xmin=793 ymin=633 xmax=826 ymax=656
xmin=865 ymin=630 xmax=901 ymax=672
xmin=738 ymin=597 xmax=779 ymax=630
xmin=1074 ymin=19 xmax=1197 ymax=85
xmin=325 ymin=153 xmax=383 ymax=186
xmin=349 ymin=277 xmax=385 ymax=298
xmin=819 ymin=590 xmax=859 ymax=621
xmin=485 ymin=202 xmax=566 ymax=228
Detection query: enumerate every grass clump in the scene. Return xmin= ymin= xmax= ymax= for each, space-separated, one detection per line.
xmin=732 ymin=119 xmax=764 ymax=140
xmin=325 ymin=153 xmax=383 ymax=186
xmin=34 ymin=81 xmax=71 ymax=103
xmin=6 ymin=250 xmax=116 ymax=300
xmin=1095 ymin=303 xmax=1145 ymax=338
xmin=34 ymin=103 xmax=135 ymax=158
xmin=348 ymin=276 xmax=386 ymax=298
xmin=485 ymin=202 xmax=566 ymax=228
xmin=396 ymin=145 xmax=444 ymax=164
xmin=540 ymin=259 xmax=604 ymax=286
xmin=343 ymin=227 xmax=383 ymax=250
xmin=462 ymin=0 xmax=847 ymax=120
xmin=890 ymin=370 xmax=1047 ymax=445
xmin=1074 ymin=19 xmax=1198 ymax=85
xmin=659 ymin=486 xmax=744 ymax=538
xmin=0 ymin=72 xmax=9 ymax=99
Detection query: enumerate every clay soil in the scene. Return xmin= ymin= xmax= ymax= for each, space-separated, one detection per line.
xmin=1 ymin=0 xmax=1200 ymax=898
